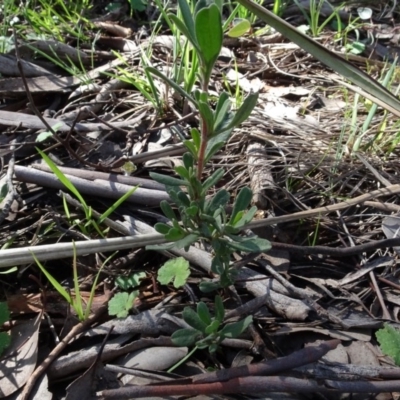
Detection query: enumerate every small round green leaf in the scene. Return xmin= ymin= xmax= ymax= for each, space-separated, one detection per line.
xmin=227 ymin=18 xmax=251 ymax=38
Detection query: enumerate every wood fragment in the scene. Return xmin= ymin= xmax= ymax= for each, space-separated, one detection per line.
xmin=246 ymin=141 xmax=275 ymax=209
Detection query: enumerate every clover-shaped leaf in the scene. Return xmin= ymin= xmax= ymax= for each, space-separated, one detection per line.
xmin=108 ymin=292 xmax=138 ymax=318
xmin=157 ymin=257 xmax=190 ymax=288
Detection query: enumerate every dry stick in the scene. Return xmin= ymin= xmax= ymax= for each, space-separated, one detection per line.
xmin=20 ymin=303 xmax=109 ymax=400
xmin=98 ymin=377 xmax=400 ymax=398
xmin=33 ymin=163 xmax=166 ymax=191
xmin=246 ymin=183 xmax=400 ymax=229
xmin=270 ymin=237 xmax=400 ymax=257
xmin=0 ymin=140 xmax=17 ymax=224
xmin=97 ymin=340 xmax=340 ymax=399
xmin=14 ymin=29 xmax=101 ymax=173
xmin=191 ymin=339 xmax=340 ymax=384
xmin=13 ymin=30 xmax=64 ymax=144
xmin=369 ymin=270 xmax=391 ymax=319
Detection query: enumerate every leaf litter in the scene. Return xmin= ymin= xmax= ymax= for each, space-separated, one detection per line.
xmin=2 ymin=0 xmax=400 ymax=399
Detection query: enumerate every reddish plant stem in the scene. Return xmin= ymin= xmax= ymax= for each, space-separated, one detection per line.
xmin=196 ymin=118 xmax=208 ymax=181
xmin=196 ymin=80 xmax=210 ymax=182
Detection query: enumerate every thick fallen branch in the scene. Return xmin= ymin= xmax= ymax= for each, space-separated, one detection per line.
xmin=14 ymin=166 xmax=169 ymax=206
xmin=97 ymin=340 xmax=340 ymax=399
xmin=96 ymin=376 xmax=400 ymax=399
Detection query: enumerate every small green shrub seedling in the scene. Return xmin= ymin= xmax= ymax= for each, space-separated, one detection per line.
xmin=147 ymin=0 xmax=271 ymax=293
xmin=172 ymin=295 xmax=252 ymax=353
xmin=144 ymin=1 xmax=265 ymax=362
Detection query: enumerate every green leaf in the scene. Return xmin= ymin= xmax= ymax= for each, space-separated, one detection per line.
xmin=211 ymin=256 xmax=225 ymax=275
xmin=198 ymin=101 xmax=215 ymax=132
xmin=31 ymin=252 xmax=73 ymax=305
xmin=146 ymin=66 xmax=196 ymax=105
xmin=227 ymin=237 xmax=271 ymax=252
xmin=150 ymin=172 xmax=187 ymax=186
xmin=205 ymin=319 xmax=220 ymax=334
xmin=208 ymin=343 xmax=218 ymax=353
xmin=376 ymin=324 xmax=400 ymax=365
xmin=199 ymin=281 xmax=221 ymax=292
xmin=0 ymin=302 xmax=10 ymax=326
xmin=0 ymin=182 xmax=8 ymax=202
xmin=205 ymin=130 xmax=232 ymax=163
xmin=166 ymin=186 xmax=183 ymax=204
xmin=235 ymin=0 xmax=400 ymax=118
xmin=175 ymin=233 xmax=199 ymax=249
xmin=214 ymin=295 xmax=225 ymax=323
xmin=190 ymin=127 xmax=201 ymax=149
xmin=194 ymin=0 xmax=210 ymax=14
xmin=207 ymin=189 xmax=230 ymax=214
xmin=177 ymin=191 xmax=191 ymax=207
xmin=183 ymin=140 xmax=198 ymax=157
xmin=225 ymin=92 xmax=259 ymax=130
xmin=214 ymin=92 xmax=232 ymax=131
xmin=227 ymin=18 xmax=251 ymax=37
xmin=219 ymin=315 xmax=252 ymax=338
xmin=165 ymin=227 xmax=185 ymax=241
xmin=231 ymin=187 xmax=253 ymax=222
xmin=129 ymin=0 xmax=146 ymax=12
xmin=154 ymin=223 xmax=171 ymax=235
xmin=232 ymin=206 xmax=257 ymax=228
xmin=36 ymin=130 xmax=54 ymax=143
xmin=195 ymin=4 xmax=222 ymax=71
xmin=197 ymin=302 xmax=212 ymax=325
xmin=171 ymin=328 xmax=202 ymax=347
xmin=36 ymin=147 xmax=88 ymax=210
xmin=186 ymin=205 xmax=198 ymax=217
xmin=177 ymin=0 xmax=197 ymax=46
xmin=174 ymin=166 xmax=191 ymax=181
xmin=202 ymin=168 xmax=224 ymax=193
xmin=183 ymin=152 xmax=195 ymax=170
xmin=183 ymin=306 xmax=208 ymax=332
xmin=160 ymin=201 xmax=177 ymax=221
xmin=108 ymin=291 xmax=138 ymax=318
xmin=115 ymin=272 xmax=146 ymax=290
xmin=98 ymin=185 xmax=138 ymax=223
xmin=157 ymin=257 xmax=190 ymax=288
xmin=36 ymin=122 xmax=64 ymax=143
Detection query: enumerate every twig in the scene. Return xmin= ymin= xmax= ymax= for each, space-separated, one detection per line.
xmin=246 ymin=183 xmax=400 ymax=229
xmin=0 ymin=140 xmax=17 ymax=224
xmin=98 ymin=340 xmax=339 ymax=398
xmin=369 ymin=270 xmax=391 ymax=319
xmin=13 ymin=29 xmax=64 ymax=145
xmin=20 ymin=302 xmax=110 ymax=400
xmin=270 ymin=237 xmax=400 ymax=257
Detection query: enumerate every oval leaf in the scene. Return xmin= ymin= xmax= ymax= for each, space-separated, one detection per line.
xmin=227 ymin=18 xmax=251 ymax=37
xmin=195 ymin=4 xmax=223 ymax=68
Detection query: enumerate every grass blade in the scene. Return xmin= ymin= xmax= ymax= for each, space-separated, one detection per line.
xmin=36 ymin=147 xmax=88 ymax=209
